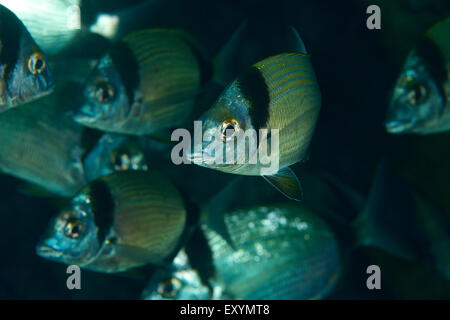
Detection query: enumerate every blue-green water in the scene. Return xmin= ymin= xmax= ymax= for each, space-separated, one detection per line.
xmin=0 ymin=0 xmax=450 ymax=299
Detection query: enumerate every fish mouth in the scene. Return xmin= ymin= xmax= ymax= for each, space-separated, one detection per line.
xmin=72 ymin=103 xmax=99 ymax=124
xmin=384 ymin=119 xmax=415 ymax=134
xmin=186 ymin=151 xmax=202 ymax=164
xmin=36 ymin=244 xmax=63 ymax=260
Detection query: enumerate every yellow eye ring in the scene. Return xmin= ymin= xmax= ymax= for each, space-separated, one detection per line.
xmin=221 ymin=119 xmax=240 ymax=141
xmin=94 ymin=81 xmax=115 ymax=104
xmin=111 ymin=151 xmax=131 ymax=171
xmin=407 ymin=84 xmax=427 ymax=105
xmin=157 ymin=277 xmax=182 ymax=298
xmin=63 ymin=218 xmax=85 ymax=239
xmin=28 ymin=52 xmax=46 ymax=75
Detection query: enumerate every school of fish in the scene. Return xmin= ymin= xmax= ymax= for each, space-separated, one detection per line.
xmin=0 ymin=0 xmax=449 ymax=300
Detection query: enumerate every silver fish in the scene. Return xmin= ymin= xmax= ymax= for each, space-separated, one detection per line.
xmin=386 ymin=18 xmax=450 ymax=134
xmin=0 ymin=100 xmax=86 ymax=196
xmin=0 ymin=0 xmax=82 ymax=55
xmin=74 ymin=29 xmax=205 ymax=135
xmin=188 ymin=51 xmax=321 ymax=201
xmin=0 ymin=5 xmax=54 ymax=112
xmin=37 ymin=170 xmax=187 ymax=273
xmin=83 ymin=133 xmax=148 ymax=182
xmin=141 ymin=249 xmax=221 ymax=300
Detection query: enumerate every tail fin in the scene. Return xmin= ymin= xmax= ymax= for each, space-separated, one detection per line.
xmin=353 ymin=158 xmax=421 ymax=260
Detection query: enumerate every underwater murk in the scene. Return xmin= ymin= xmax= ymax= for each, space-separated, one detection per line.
xmin=0 ymin=0 xmax=449 ymax=300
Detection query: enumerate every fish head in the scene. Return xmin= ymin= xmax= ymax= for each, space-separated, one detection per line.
xmin=84 ymin=134 xmax=148 ymax=181
xmin=188 ymin=82 xmax=254 ymax=172
xmin=143 ymin=250 xmax=212 ymax=300
xmin=145 ymin=269 xmax=212 ymax=300
xmin=36 ymin=193 xmax=101 ymax=266
xmin=0 ymin=5 xmax=54 ymax=110
xmin=74 ymin=55 xmax=129 ymax=128
xmin=0 ymin=41 xmax=54 ymax=110
xmin=385 ymin=54 xmax=445 ymax=134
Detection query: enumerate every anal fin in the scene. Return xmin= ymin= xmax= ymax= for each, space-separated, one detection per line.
xmin=262 ymin=167 xmax=303 ymax=201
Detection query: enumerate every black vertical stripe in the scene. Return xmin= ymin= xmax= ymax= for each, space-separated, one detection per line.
xmin=0 ymin=6 xmax=24 ymax=82
xmin=109 ymin=41 xmax=140 ymax=106
xmin=236 ymin=66 xmax=270 ymax=133
xmin=415 ymin=37 xmax=447 ymax=104
xmin=88 ymin=179 xmax=115 ymax=245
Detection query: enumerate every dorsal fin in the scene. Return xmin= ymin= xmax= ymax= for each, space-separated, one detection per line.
xmin=214 ymin=18 xmax=308 ymax=85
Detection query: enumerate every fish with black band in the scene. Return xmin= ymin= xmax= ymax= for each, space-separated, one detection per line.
xmin=0 ymin=5 xmax=54 ymax=113
xmin=144 ymin=202 xmax=340 ymax=300
xmin=188 ymin=42 xmax=321 ymax=201
xmin=36 ymin=170 xmax=187 ymax=273
xmin=386 ymin=17 xmax=450 ymax=134
xmin=74 ymin=28 xmax=209 ymax=135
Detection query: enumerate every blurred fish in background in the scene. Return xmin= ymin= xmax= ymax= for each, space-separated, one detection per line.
xmin=0 ymin=0 xmax=450 ymax=300
xmin=199 ymin=203 xmax=341 ymax=300
xmin=74 ymin=29 xmax=209 ymax=135
xmin=83 ymin=133 xmax=148 ymax=182
xmin=142 ymin=248 xmax=219 ymax=300
xmin=0 ymin=100 xmax=86 ymax=196
xmin=143 ymin=202 xmax=340 ymax=300
xmin=0 ymin=0 xmax=83 ymax=55
xmin=37 ymin=170 xmax=189 ymax=273
xmin=0 ymin=5 xmax=54 ymax=112
xmin=386 ymin=18 xmax=450 ymax=134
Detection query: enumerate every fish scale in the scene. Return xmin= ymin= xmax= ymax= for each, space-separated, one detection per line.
xmin=0 ymin=101 xmax=86 ymax=196
xmin=202 ymin=204 xmax=340 ymax=300
xmin=37 ymin=170 xmax=188 ymax=273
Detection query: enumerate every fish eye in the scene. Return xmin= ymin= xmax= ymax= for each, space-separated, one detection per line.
xmin=63 ymin=218 xmax=85 ymax=239
xmin=157 ymin=277 xmax=182 ymax=298
xmin=94 ymin=81 xmax=115 ymax=104
xmin=111 ymin=151 xmax=130 ymax=171
xmin=407 ymin=83 xmax=427 ymax=105
xmin=28 ymin=52 xmax=46 ymax=75
xmin=221 ymin=119 xmax=240 ymax=141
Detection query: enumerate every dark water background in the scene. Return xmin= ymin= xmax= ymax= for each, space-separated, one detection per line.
xmin=1 ymin=0 xmax=450 ymax=299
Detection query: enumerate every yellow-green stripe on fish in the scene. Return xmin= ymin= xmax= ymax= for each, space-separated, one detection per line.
xmin=188 ymin=52 xmax=321 ymax=201
xmin=36 ymin=170 xmax=187 ymax=273
xmin=74 ymin=29 xmax=206 ymax=135
xmin=143 ymin=203 xmax=340 ymax=300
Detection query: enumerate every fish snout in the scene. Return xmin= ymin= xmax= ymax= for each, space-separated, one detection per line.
xmin=36 ymin=244 xmax=63 ymax=260
xmin=384 ymin=119 xmax=415 ymax=134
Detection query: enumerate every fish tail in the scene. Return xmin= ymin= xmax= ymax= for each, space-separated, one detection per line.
xmin=353 ymin=158 xmax=420 ymax=261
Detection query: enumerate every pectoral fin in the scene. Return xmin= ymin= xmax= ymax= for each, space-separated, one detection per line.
xmin=262 ymin=167 xmax=303 ymax=201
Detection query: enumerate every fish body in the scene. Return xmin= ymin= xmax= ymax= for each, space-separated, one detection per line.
xmin=0 ymin=101 xmax=86 ymax=196
xmin=37 ymin=170 xmax=187 ymax=273
xmin=203 ymin=203 xmax=339 ymax=300
xmin=145 ymin=203 xmax=340 ymax=300
xmin=0 ymin=5 xmax=54 ymax=112
xmin=74 ymin=29 xmax=204 ymax=135
xmin=0 ymin=0 xmax=82 ymax=55
xmin=189 ymin=52 xmax=321 ymax=200
xmin=386 ymin=18 xmax=450 ymax=134
xmin=83 ymin=133 xmax=148 ymax=182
